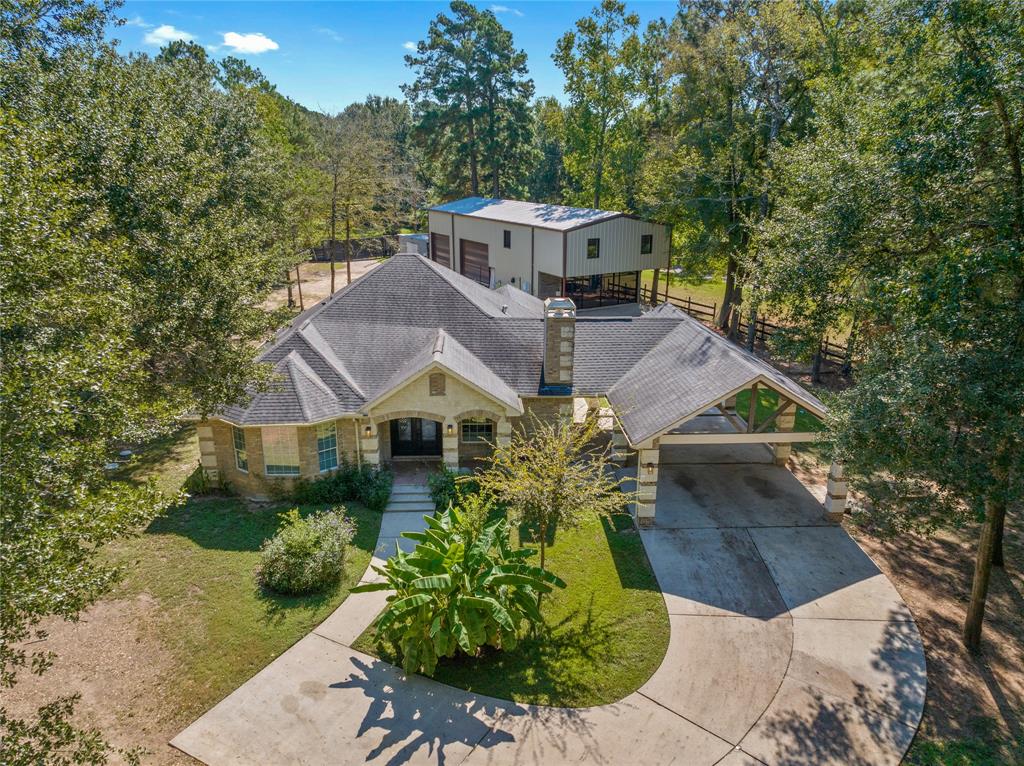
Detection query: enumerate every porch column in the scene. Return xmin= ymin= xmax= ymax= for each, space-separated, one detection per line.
xmin=772 ymin=403 xmax=798 ymax=465
xmin=360 ymin=420 xmax=380 ymax=467
xmin=824 ymin=461 xmax=847 ymax=521
xmin=495 ymin=416 xmax=512 ymax=449
xmin=442 ymin=418 xmax=459 ymax=469
xmin=636 ymin=446 xmax=659 ymax=527
xmin=610 ymin=428 xmax=629 ymax=464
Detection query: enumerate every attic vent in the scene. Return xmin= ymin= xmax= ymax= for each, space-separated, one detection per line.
xmin=429 ymin=372 xmax=446 ymax=396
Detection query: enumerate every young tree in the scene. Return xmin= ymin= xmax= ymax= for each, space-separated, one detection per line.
xmin=474 ymin=413 xmax=629 ymax=571
xmin=751 ymin=0 xmax=1023 ymax=650
xmin=527 ymin=96 xmax=567 ymax=203
xmin=553 ymin=0 xmax=664 ymax=210
xmin=1 ymin=5 xmax=299 ymax=760
xmin=403 ymin=0 xmax=535 ymax=199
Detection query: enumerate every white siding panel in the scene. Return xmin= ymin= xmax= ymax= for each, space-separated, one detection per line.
xmin=450 ymin=216 xmax=533 ymax=290
xmin=427 ymin=212 xmax=455 ymax=264
xmin=533 ymin=228 xmax=563 ymax=290
xmin=565 ymin=217 xmax=669 ymax=277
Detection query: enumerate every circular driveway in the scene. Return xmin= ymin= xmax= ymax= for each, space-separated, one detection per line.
xmin=172 ymin=448 xmax=926 ymax=766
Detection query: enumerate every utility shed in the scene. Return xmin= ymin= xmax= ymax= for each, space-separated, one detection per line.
xmin=427 ymin=197 xmax=670 ymax=308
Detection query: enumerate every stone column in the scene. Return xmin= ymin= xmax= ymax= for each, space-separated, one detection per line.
xmin=610 ymin=429 xmax=629 ymax=464
xmin=442 ymin=419 xmax=459 ymax=469
xmin=773 ymin=403 xmax=797 ymax=465
xmin=361 ymin=421 xmax=380 ymax=467
xmin=824 ymin=461 xmax=847 ymax=521
xmin=197 ymin=423 xmax=219 ymax=483
xmin=636 ymin=446 xmax=659 ymax=527
xmin=495 ymin=417 xmax=512 ymax=449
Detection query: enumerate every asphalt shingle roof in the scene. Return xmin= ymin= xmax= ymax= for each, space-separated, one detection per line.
xmin=607 ymin=315 xmax=828 ymax=445
xmin=219 ymin=253 xmax=826 ymax=444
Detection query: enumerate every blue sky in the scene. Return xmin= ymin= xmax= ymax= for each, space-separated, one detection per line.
xmin=109 ymin=1 xmax=677 ymax=113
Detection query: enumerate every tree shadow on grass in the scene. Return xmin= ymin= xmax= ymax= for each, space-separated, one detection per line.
xmin=425 ymin=594 xmax=619 ymax=706
xmin=600 ymin=512 xmax=661 ymax=592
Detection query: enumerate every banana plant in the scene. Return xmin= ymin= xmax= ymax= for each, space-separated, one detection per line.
xmin=353 ymin=505 xmax=565 ymax=675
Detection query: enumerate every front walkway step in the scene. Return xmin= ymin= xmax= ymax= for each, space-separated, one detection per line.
xmin=384 ymin=500 xmax=435 ymax=513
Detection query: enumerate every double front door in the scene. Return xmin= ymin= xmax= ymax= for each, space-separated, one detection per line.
xmin=390 ymin=417 xmax=442 ymax=457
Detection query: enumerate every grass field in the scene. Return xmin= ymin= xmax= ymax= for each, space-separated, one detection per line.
xmin=640 ymin=269 xmax=727 ymax=311
xmin=354 ymin=510 xmax=670 ymax=708
xmin=104 ymin=497 xmax=381 ymax=720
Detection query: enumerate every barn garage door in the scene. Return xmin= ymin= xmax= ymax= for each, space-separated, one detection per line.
xmin=537 ymin=271 xmax=563 ymax=299
xmin=460 ymin=239 xmax=489 ymax=286
xmin=431 ymin=233 xmax=450 ymax=268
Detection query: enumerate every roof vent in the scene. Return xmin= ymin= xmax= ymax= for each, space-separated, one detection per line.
xmin=501 ymin=304 xmax=509 ymax=314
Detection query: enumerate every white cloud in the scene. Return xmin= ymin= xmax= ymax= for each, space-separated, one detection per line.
xmin=124 ymin=15 xmax=152 ymax=28
xmin=316 ymin=27 xmax=343 ymax=43
xmin=403 ymin=41 xmax=417 ymax=51
xmin=490 ymin=5 xmax=524 ymax=16
xmin=222 ymin=32 xmax=279 ymax=54
xmin=144 ymin=24 xmax=193 ymax=46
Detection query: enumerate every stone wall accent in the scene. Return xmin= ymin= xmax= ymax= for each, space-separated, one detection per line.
xmin=197 ymin=425 xmax=219 ymax=483
xmin=512 ymin=396 xmax=573 ymax=437
xmin=636 ymin=447 xmax=659 ymax=527
xmin=772 ymin=403 xmax=798 ymax=465
xmin=824 ymin=461 xmax=847 ymax=521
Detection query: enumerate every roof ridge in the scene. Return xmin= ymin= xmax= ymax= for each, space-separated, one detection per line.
xmin=282 ymin=350 xmax=338 ymax=423
xmin=297 ymin=323 xmax=366 ymax=399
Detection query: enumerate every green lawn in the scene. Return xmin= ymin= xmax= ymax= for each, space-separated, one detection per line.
xmin=105 ymin=431 xmax=381 ymax=719
xmin=353 ymin=511 xmax=670 ymax=708
xmin=640 ymin=269 xmax=727 ymax=310
xmin=907 ymin=718 xmax=1023 ymax=765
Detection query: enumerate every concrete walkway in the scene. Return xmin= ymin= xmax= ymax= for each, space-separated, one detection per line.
xmin=172 ymin=448 xmax=926 ymax=765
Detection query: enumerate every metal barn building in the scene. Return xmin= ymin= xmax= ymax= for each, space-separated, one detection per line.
xmin=427 ymin=197 xmax=671 ymax=308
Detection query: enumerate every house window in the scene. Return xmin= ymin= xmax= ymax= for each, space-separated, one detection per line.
xmin=316 ymin=423 xmax=338 ymax=472
xmin=461 ymin=418 xmax=493 ymax=443
xmin=429 ymin=372 xmax=446 ymax=396
xmin=587 ymin=238 xmax=600 ymax=259
xmin=232 ymin=426 xmax=248 ymax=472
xmin=262 ymin=427 xmax=300 ymax=476
xmin=503 ymin=229 xmax=511 ymax=248
xmin=641 ymin=234 xmax=653 ymax=254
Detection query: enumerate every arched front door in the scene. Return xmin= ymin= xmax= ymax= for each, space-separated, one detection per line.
xmin=389 ymin=417 xmax=442 ymax=457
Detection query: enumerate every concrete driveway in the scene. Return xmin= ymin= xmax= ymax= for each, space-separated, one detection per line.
xmin=172 ymin=447 xmax=926 ymax=766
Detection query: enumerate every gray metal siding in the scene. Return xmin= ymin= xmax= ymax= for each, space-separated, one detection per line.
xmin=565 ymin=218 xmax=669 ymax=277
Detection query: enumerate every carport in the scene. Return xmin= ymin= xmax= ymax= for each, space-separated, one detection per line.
xmin=606 ymin=310 xmax=847 ymax=527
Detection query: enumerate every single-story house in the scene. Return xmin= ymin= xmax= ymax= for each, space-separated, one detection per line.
xmin=426 ymin=197 xmax=671 ymax=308
xmin=196 ymin=252 xmax=846 ymax=525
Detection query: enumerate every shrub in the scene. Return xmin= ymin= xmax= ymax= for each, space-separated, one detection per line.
xmin=291 ymin=460 xmax=393 ymax=513
xmin=257 ymin=507 xmax=356 ymax=595
xmin=427 ymin=466 xmax=480 ymax=513
xmin=353 ymin=506 xmax=565 ymax=675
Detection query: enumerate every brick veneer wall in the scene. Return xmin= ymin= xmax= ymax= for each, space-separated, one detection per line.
xmin=206 ymin=417 xmax=362 ymax=500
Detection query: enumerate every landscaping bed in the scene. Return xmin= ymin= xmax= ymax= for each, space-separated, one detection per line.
xmin=353 ymin=509 xmax=670 ymax=708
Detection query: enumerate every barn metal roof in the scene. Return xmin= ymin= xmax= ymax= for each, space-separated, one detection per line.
xmin=430 ymin=197 xmax=622 ymax=231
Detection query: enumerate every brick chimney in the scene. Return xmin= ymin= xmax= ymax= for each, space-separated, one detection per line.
xmin=541 ymin=297 xmax=576 ymax=393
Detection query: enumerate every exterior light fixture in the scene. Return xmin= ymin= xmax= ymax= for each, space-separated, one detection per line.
xmin=446 ymin=423 xmax=454 ymax=436
xmin=645 ymin=462 xmax=655 ymax=476
xmin=364 ymin=425 xmax=372 ymax=438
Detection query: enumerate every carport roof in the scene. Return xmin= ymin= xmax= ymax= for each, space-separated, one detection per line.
xmin=607 ymin=316 xmax=828 ymax=446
